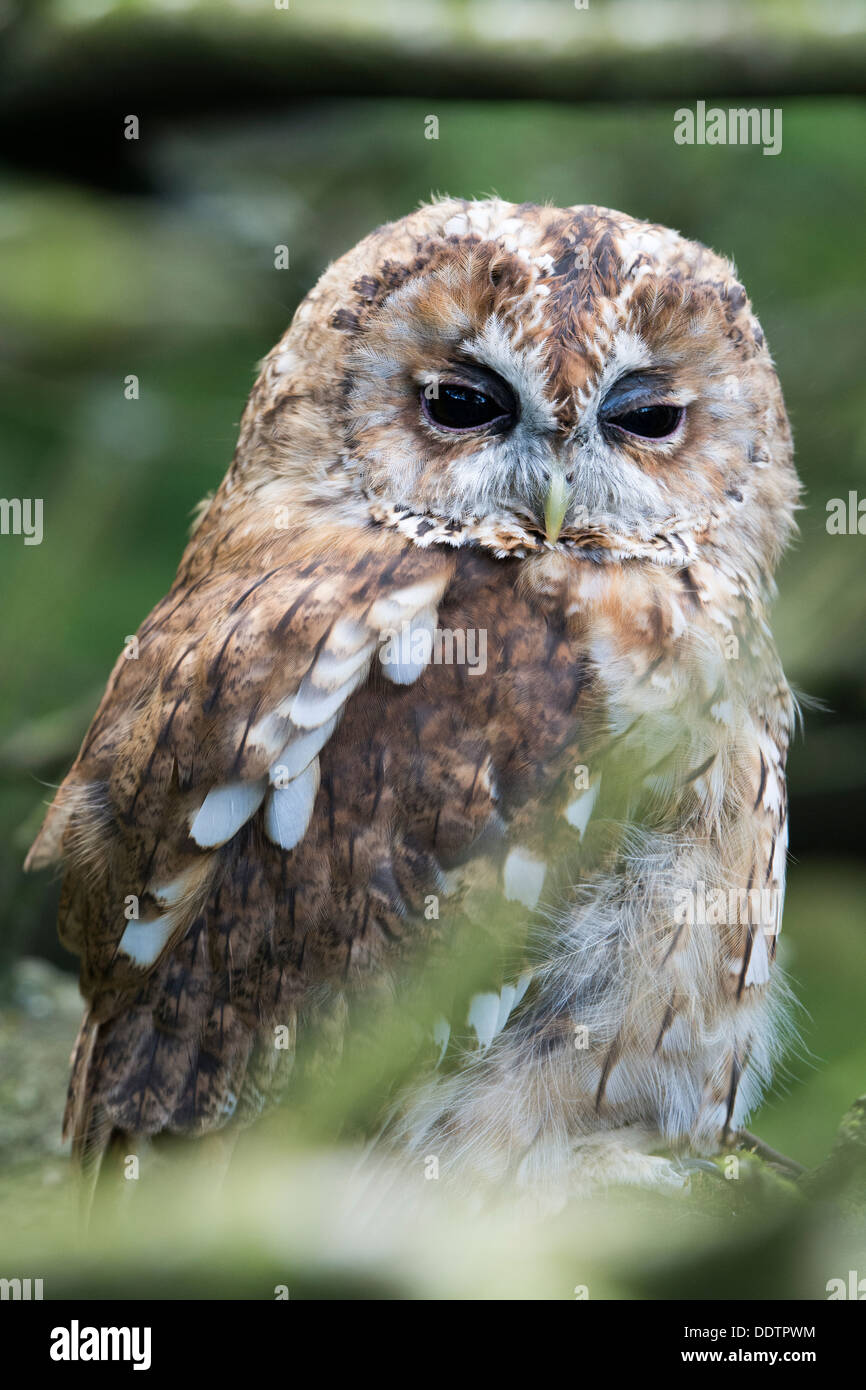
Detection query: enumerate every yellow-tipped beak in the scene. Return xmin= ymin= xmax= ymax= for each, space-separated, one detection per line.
xmin=543 ymin=470 xmax=571 ymax=543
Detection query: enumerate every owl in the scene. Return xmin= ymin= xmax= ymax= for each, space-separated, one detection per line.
xmin=27 ymin=198 xmax=799 ymax=1203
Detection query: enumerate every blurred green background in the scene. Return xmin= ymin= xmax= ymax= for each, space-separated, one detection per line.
xmin=0 ymin=0 xmax=864 ymax=1297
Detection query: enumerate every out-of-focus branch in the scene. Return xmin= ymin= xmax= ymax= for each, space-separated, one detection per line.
xmin=0 ymin=2 xmax=864 ymax=191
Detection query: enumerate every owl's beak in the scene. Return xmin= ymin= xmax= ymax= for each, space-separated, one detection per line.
xmin=542 ymin=468 xmax=572 ymax=543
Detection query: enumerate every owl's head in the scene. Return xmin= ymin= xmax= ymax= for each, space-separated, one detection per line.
xmin=232 ymin=198 xmax=798 ymax=584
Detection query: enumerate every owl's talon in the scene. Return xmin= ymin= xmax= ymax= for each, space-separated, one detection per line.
xmin=675 ymin=1157 xmax=726 ymax=1179
xmin=560 ymin=1132 xmax=694 ymax=1197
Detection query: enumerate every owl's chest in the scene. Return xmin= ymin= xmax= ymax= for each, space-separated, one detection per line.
xmin=409 ymin=547 xmax=738 ymax=846
xmin=339 ymin=552 xmax=621 ymax=887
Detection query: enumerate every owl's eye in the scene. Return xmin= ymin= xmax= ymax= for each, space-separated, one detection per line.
xmin=603 ymin=404 xmax=684 ymax=440
xmin=422 ymin=377 xmax=517 ymax=433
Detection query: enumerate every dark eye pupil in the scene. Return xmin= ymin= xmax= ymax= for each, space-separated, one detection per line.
xmin=606 ymin=405 xmax=683 ymax=439
xmin=424 ymin=383 xmax=511 ymax=431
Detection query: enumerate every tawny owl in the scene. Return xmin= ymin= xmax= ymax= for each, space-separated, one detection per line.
xmin=27 ymin=198 xmax=799 ymax=1201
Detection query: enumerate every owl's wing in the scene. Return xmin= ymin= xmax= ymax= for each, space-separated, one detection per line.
xmin=26 ymin=524 xmax=484 ymax=1162
xmin=28 ymin=523 xmax=601 ymax=1172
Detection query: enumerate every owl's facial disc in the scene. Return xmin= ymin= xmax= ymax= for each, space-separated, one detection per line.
xmin=255 ymin=199 xmax=797 ymax=575
xmin=333 ymin=208 xmax=796 ymax=561
xmin=348 ymin=282 xmax=706 ymax=542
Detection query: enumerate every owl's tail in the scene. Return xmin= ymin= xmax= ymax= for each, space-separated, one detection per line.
xmin=63 ymin=1007 xmax=254 ymax=1226
xmin=62 ymin=1009 xmax=121 ymax=1221
xmin=62 ymin=996 xmax=304 ymax=1225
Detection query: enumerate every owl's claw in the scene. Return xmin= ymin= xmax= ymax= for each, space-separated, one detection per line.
xmin=674 ymin=1156 xmax=726 ymax=1181
xmin=564 ymin=1135 xmax=693 ymax=1197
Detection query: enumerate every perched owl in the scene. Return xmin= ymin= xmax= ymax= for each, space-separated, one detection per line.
xmin=27 ymin=198 xmax=799 ymax=1202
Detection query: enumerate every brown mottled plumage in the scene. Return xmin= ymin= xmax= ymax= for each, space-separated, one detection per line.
xmin=28 ymin=198 xmax=799 ymax=1201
